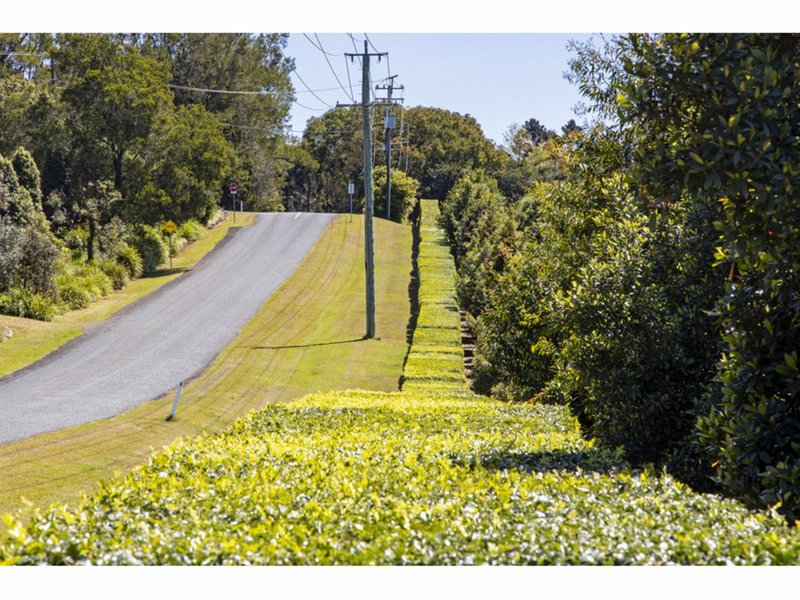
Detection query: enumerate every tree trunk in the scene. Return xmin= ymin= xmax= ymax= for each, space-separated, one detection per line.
xmin=87 ymin=217 xmax=96 ymax=263
xmin=113 ymin=148 xmax=124 ymax=191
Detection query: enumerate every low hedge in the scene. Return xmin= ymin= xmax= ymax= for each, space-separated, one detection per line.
xmin=402 ymin=199 xmax=466 ymax=393
xmin=3 ymin=392 xmax=799 ymax=565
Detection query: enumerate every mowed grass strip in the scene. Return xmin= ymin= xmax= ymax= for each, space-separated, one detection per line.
xmin=0 ymin=215 xmax=411 ymax=520
xmin=0 ymin=213 xmax=256 ymax=378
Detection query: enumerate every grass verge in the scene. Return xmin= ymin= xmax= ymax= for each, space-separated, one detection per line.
xmin=0 ymin=215 xmax=411 ymax=520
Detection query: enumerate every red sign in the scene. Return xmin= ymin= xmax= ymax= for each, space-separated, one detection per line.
xmin=229 ymin=183 xmax=238 ymax=194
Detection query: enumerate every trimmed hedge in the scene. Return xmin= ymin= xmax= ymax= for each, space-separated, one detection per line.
xmin=3 ymin=391 xmax=800 ymax=565
xmin=402 ymin=199 xmax=466 ymax=394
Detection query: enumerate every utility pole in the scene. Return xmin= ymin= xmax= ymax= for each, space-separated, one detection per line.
xmin=341 ymin=40 xmax=386 ymax=339
xmin=375 ymin=76 xmax=404 ymax=220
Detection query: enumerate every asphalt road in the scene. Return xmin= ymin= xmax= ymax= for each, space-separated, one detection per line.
xmin=0 ymin=212 xmax=335 ymax=445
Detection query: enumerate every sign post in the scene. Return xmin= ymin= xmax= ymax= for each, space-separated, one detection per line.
xmin=230 ymin=183 xmax=238 ymax=223
xmin=163 ymin=219 xmax=177 ymax=270
xmin=348 ymin=181 xmax=355 ymax=220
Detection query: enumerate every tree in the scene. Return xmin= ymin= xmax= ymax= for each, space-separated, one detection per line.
xmin=523 ymin=117 xmax=553 ymax=145
xmin=598 ymin=33 xmax=800 ymax=518
xmin=402 ymin=106 xmax=504 ymax=200
xmin=560 ymin=119 xmax=581 ymax=135
xmin=294 ymin=106 xmax=365 ymax=212
xmin=130 ymin=104 xmax=234 ymax=224
xmin=0 ymin=153 xmax=38 ymax=228
xmin=54 ymin=34 xmax=172 ymax=192
xmin=71 ymin=180 xmax=121 ymax=262
xmin=137 ymin=34 xmax=295 ymax=210
xmin=372 ymin=166 xmax=419 ymax=223
xmin=12 ymin=147 xmax=42 ymax=209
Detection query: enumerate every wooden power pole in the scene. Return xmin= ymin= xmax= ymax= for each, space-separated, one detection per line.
xmin=342 ymin=41 xmax=386 ymax=339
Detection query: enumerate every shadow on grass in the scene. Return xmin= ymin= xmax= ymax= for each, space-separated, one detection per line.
xmin=251 ymin=337 xmax=365 ymax=350
xmin=143 ymin=267 xmax=189 ymax=278
xmin=399 ymin=203 xmax=421 ymax=390
xmin=452 ymin=449 xmax=629 ymax=475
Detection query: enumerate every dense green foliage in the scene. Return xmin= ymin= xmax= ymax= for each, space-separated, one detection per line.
xmin=372 ymin=166 xmax=419 ymax=223
xmin=440 ymin=34 xmax=800 ymax=518
xmin=613 ymin=35 xmax=800 ymax=518
xmin=402 ymin=107 xmax=504 ymax=200
xmin=0 ymin=33 xmax=295 ymax=320
xmin=401 ymin=199 xmax=467 ymax=394
xmin=6 ymin=390 xmax=800 ymax=566
xmin=3 ymin=198 xmax=800 ymax=566
xmin=284 ymin=105 xmax=506 ymax=211
xmin=0 ymin=287 xmax=56 ymax=321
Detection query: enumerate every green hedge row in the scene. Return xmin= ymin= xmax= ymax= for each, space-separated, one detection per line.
xmin=4 ymin=391 xmax=800 ymax=565
xmin=401 ymin=199 xmax=466 ymax=393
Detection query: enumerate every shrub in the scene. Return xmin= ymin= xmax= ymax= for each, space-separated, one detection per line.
xmin=114 ymin=243 xmax=143 ymax=279
xmin=55 ymin=261 xmax=114 ymax=310
xmin=97 ymin=258 xmax=128 ymax=290
xmin=0 ymin=153 xmax=38 ymax=228
xmin=372 ymin=166 xmax=420 ymax=223
xmin=131 ymin=226 xmax=168 ymax=274
xmin=0 ymin=287 xmax=56 ymax=321
xmin=0 ymin=219 xmax=23 ymax=291
xmin=15 ymin=226 xmax=60 ymax=295
xmin=11 ymin=147 xmax=42 ymax=210
xmin=177 ymin=219 xmax=206 ymax=243
xmin=0 ymin=218 xmax=59 ymax=296
xmin=54 ymin=275 xmax=92 ymax=310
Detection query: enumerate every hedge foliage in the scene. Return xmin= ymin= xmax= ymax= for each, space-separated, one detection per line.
xmin=6 ymin=389 xmax=800 ymax=566
xmin=401 ymin=199 xmax=466 ymax=394
xmin=436 ymin=35 xmax=800 ymax=519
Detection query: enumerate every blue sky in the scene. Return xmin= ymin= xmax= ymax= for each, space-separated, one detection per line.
xmin=9 ymin=1 xmax=795 ymax=150
xmin=284 ymin=33 xmax=594 ymax=147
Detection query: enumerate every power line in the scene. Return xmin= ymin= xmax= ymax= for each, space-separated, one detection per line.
xmin=168 ymin=83 xmax=345 ymax=96
xmin=293 ymin=99 xmax=331 ymax=112
xmin=347 ymin=33 xmax=363 ymax=69
xmin=168 ymin=83 xmax=282 ymax=96
xmin=364 ymin=34 xmax=380 ymax=54
xmin=345 ymin=56 xmax=355 ymax=102
xmin=360 ymin=34 xmax=392 ymax=81
xmin=314 ymin=33 xmax=354 ymax=102
xmin=0 ymin=51 xmax=48 ymax=57
xmin=302 ymin=33 xmax=341 ymax=56
xmin=276 ymin=45 xmax=333 ymax=109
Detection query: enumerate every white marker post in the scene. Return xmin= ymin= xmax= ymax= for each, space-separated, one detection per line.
xmin=348 ymin=181 xmax=355 ymax=221
xmin=166 ymin=381 xmax=184 ymax=422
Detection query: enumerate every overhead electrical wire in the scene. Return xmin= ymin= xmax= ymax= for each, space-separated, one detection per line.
xmin=302 ymin=33 xmax=341 ymax=56
xmin=364 ymin=33 xmax=380 ymax=54
xmin=276 ymin=44 xmax=333 ymax=109
xmin=313 ymin=33 xmax=354 ymax=102
xmin=347 ymin=33 xmax=363 ymax=69
xmin=168 ymin=83 xmax=283 ymax=96
xmin=345 ymin=55 xmax=355 ymax=101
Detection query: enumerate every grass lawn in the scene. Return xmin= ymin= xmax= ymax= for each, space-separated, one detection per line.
xmin=0 ymin=212 xmax=256 ymax=378
xmin=0 ymin=215 xmax=411 ymax=521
